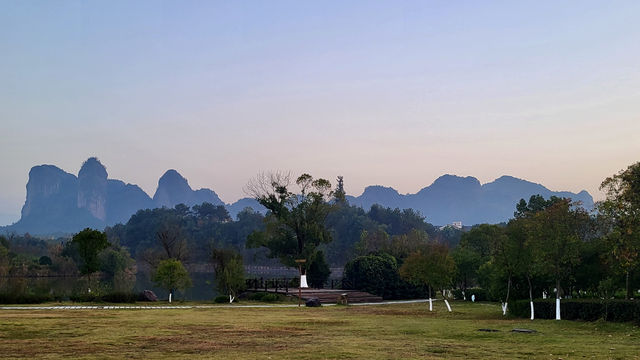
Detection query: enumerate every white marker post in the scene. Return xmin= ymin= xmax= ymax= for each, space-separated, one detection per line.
xmin=555 ymin=298 xmax=561 ymax=320
xmin=169 ymin=292 xmax=172 ymax=304
xmin=444 ymin=299 xmax=452 ymax=312
xmin=530 ymin=301 xmax=535 ymax=320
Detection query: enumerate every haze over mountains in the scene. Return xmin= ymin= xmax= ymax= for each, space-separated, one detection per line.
xmin=1 ymin=158 xmax=593 ymax=235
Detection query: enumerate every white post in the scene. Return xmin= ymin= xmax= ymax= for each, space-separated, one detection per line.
xmin=300 ymin=274 xmax=309 ymax=288
xmin=555 ymin=298 xmax=561 ymax=320
xmin=169 ymin=292 xmax=172 ymax=303
xmin=530 ymin=301 xmax=535 ymax=320
xmin=444 ymin=299 xmax=452 ymax=312
xmin=428 ymin=298 xmax=433 ymax=311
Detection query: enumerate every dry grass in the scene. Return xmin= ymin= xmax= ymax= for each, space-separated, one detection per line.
xmin=1 ymin=302 xmax=639 ymax=359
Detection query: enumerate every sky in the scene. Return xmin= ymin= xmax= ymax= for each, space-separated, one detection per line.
xmin=1 ymin=1 xmax=640 ymax=226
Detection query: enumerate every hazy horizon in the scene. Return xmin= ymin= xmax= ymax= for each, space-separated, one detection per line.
xmin=2 ymin=1 xmax=639 ymax=226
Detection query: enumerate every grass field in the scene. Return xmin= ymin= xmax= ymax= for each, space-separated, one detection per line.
xmin=1 ymin=301 xmax=638 ymax=359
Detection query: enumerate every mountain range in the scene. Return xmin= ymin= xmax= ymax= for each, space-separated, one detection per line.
xmin=1 ymin=158 xmax=593 ymax=235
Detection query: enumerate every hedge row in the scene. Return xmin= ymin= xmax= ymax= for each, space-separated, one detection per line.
xmin=452 ymin=288 xmax=492 ymax=302
xmin=0 ymin=293 xmax=60 ymax=304
xmin=70 ymin=292 xmax=148 ymax=303
xmin=509 ymin=299 xmax=640 ymax=323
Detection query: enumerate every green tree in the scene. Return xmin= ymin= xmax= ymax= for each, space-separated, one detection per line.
xmin=399 ymin=243 xmax=455 ymax=311
xmin=247 ymin=172 xmax=334 ymax=275
xmin=99 ymin=245 xmax=136 ymax=292
xmin=532 ymin=199 xmax=589 ymax=320
xmin=598 ymin=162 xmax=640 ymax=299
xmin=343 ymin=253 xmax=399 ymax=299
xmin=211 ymin=248 xmax=245 ymax=303
xmin=152 ymin=259 xmax=192 ymax=302
xmin=71 ymin=228 xmax=110 ymax=287
xmin=307 ymin=250 xmax=331 ymax=288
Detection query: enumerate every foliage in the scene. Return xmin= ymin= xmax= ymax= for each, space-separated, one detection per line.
xmin=356 ymin=228 xmax=430 ymax=262
xmin=307 ymin=250 xmax=331 ymax=288
xmin=343 ymin=253 xmax=400 ymax=299
xmin=598 ymin=161 xmax=640 ymax=299
xmin=399 ymin=243 xmax=456 ymax=297
xmin=211 ymin=248 xmax=245 ymax=301
xmin=70 ymin=228 xmax=110 ymax=282
xmin=152 ymin=259 xmax=192 ymax=297
xmin=509 ymin=299 xmax=640 ymax=324
xmin=247 ymin=173 xmax=335 ymax=271
xmin=0 ymin=292 xmax=58 ymax=304
xmin=532 ymin=199 xmax=590 ymax=298
xmin=214 ymin=295 xmax=229 ymax=303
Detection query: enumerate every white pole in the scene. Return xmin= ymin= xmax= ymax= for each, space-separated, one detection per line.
xmin=428 ymin=298 xmax=433 ymax=311
xmin=555 ymin=298 xmax=561 ymax=320
xmin=530 ymin=301 xmax=535 ymax=320
xmin=444 ymin=299 xmax=452 ymax=312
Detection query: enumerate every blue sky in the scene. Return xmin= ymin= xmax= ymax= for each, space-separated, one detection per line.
xmin=1 ymin=1 xmax=640 ymax=225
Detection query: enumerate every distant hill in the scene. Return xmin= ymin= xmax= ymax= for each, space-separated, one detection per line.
xmin=347 ymin=174 xmax=594 ymax=225
xmin=1 ymin=158 xmax=593 ymax=235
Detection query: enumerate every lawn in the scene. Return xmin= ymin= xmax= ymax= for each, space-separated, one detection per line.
xmin=1 ymin=301 xmax=638 ymax=359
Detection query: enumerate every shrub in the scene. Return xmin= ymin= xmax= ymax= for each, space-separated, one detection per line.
xmin=214 ymin=295 xmax=229 ymax=303
xmin=101 ymin=292 xmax=138 ymax=303
xmin=248 ymin=292 xmax=267 ymax=301
xmin=70 ymin=293 xmax=101 ymax=302
xmin=343 ymin=253 xmax=430 ymax=300
xmin=509 ymin=299 xmax=640 ymax=324
xmin=261 ymin=293 xmax=280 ymax=302
xmin=0 ymin=293 xmax=56 ymax=304
xmin=308 ymin=250 xmax=331 ymax=288
xmin=343 ymin=253 xmax=400 ymax=299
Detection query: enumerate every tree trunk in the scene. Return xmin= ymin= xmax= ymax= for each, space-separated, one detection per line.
xmin=502 ymin=276 xmax=512 ymax=316
xmin=626 ymin=271 xmax=630 ymax=300
xmin=527 ymin=275 xmax=534 ymax=320
xmin=555 ymin=279 xmax=561 ymax=320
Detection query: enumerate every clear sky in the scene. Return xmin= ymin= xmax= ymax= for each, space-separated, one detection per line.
xmin=1 ymin=1 xmax=640 ymax=226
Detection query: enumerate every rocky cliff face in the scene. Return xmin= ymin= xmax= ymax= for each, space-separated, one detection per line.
xmin=77 ymin=157 xmax=108 ymax=221
xmin=153 ymin=169 xmax=223 ymax=208
xmin=8 ymin=158 xmax=153 ymax=234
xmin=21 ymin=165 xmax=77 ymax=220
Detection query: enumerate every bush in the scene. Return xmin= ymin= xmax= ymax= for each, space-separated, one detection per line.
xmin=451 ymin=288 xmax=491 ymax=301
xmin=101 ymin=292 xmax=138 ymax=303
xmin=247 ymin=292 xmax=267 ymax=301
xmin=308 ymin=250 xmax=331 ymax=288
xmin=214 ymin=295 xmax=229 ymax=303
xmin=509 ymin=299 xmax=640 ymax=324
xmin=261 ymin=293 xmax=280 ymax=302
xmin=69 ymin=292 xmax=101 ymax=302
xmin=343 ymin=253 xmax=430 ymax=300
xmin=0 ymin=292 xmax=57 ymax=304
xmin=343 ymin=253 xmax=400 ymax=299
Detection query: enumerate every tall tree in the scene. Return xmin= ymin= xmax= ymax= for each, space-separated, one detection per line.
xmin=532 ymin=199 xmax=589 ymax=320
xmin=246 ymin=172 xmax=334 ymax=278
xmin=598 ymin=162 xmax=640 ymax=299
xmin=211 ymin=248 xmax=245 ymax=303
xmin=152 ymin=258 xmax=192 ymax=302
xmin=399 ymin=243 xmax=455 ymax=311
xmin=71 ymin=228 xmax=110 ymax=287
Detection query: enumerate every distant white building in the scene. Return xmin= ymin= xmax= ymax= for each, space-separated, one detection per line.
xmin=439 ymin=221 xmax=463 ymax=230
